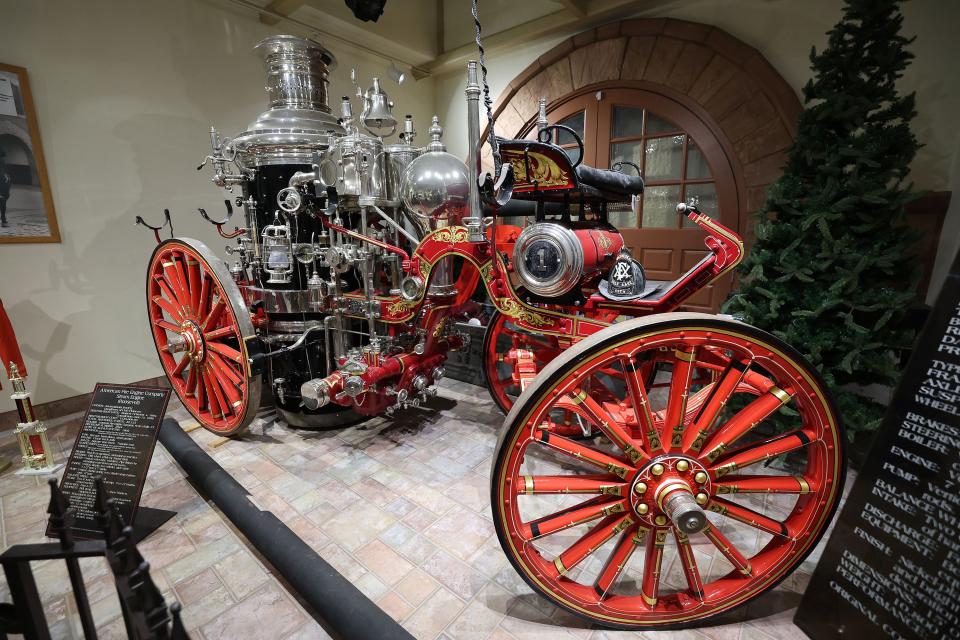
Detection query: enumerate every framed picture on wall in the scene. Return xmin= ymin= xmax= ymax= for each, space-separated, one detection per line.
xmin=0 ymin=63 xmax=60 ymax=243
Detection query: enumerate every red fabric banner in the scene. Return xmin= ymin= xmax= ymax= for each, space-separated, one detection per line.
xmin=0 ymin=299 xmax=27 ymax=383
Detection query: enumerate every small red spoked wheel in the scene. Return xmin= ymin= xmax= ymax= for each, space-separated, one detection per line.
xmin=483 ymin=311 xmax=565 ymax=415
xmin=147 ymin=238 xmax=261 ymax=436
xmin=491 ymin=312 xmax=845 ymax=629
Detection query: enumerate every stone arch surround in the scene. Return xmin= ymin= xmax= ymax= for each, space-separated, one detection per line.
xmin=487 ymin=18 xmax=803 ymax=237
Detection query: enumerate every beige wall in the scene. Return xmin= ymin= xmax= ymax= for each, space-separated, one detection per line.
xmin=436 ymin=0 xmax=960 ymax=299
xmin=0 ymin=0 xmax=436 ymax=411
xmin=1 ymin=0 xmax=956 ymax=413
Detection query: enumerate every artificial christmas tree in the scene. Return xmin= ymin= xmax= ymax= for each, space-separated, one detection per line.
xmin=724 ymin=0 xmax=921 ymax=441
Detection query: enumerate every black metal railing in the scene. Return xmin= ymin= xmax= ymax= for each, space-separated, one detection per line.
xmin=0 ymin=478 xmax=189 ymax=640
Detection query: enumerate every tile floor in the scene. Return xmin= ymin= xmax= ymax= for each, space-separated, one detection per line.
xmin=0 ymin=379 xmax=852 ymax=639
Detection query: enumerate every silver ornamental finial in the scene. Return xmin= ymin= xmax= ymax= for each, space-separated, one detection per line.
xmin=427 ymin=116 xmax=445 ymax=152
xmin=537 ymin=98 xmax=548 ymax=133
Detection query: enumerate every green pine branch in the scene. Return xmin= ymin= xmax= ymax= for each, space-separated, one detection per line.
xmin=723 ymin=0 xmax=921 ymax=442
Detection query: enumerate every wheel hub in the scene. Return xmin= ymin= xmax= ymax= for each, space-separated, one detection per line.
xmin=179 ymin=320 xmax=205 ymax=362
xmin=629 ymin=456 xmax=711 ymax=534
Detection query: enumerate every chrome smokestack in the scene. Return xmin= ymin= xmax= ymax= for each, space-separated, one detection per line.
xmin=465 ymin=61 xmax=482 ymax=219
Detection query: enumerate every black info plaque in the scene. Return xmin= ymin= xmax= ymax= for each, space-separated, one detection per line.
xmin=53 ymin=383 xmax=171 ymax=538
xmin=795 ymin=251 xmax=960 ymax=640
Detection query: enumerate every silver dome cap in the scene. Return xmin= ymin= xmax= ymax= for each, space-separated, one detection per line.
xmin=400 ymin=117 xmax=470 ymax=224
xmin=231 ymin=35 xmax=345 ymax=167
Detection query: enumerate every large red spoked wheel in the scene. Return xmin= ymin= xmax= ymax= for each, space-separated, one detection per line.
xmin=491 ymin=312 xmax=844 ymax=629
xmin=147 ymin=238 xmax=261 ymax=436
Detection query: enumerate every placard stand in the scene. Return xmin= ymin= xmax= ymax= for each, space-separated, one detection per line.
xmin=129 ymin=506 xmax=176 ymax=543
xmin=51 ymin=383 xmax=173 ymax=542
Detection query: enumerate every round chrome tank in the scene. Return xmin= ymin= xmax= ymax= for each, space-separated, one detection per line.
xmin=230 ymin=35 xmax=345 ymax=167
xmin=512 ymin=223 xmax=584 ymax=297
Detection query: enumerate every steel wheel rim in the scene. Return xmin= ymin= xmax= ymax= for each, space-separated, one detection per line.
xmin=147 ymin=238 xmax=260 ymax=435
xmin=492 ymin=318 xmax=844 ymax=628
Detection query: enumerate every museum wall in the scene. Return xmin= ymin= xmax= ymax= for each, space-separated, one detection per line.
xmin=435 ymin=0 xmax=960 ymax=300
xmin=0 ymin=0 xmax=437 ymax=410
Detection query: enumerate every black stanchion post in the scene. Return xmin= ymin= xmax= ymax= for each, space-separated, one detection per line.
xmin=47 ymin=479 xmax=97 ymax=640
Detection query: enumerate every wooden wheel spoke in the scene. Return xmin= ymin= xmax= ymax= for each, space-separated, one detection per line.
xmin=569 ymin=387 xmax=649 ymax=465
xmin=710 ymin=429 xmax=813 ymax=477
xmin=152 ymin=295 xmax=182 ymax=321
xmin=202 ymin=297 xmax=226 ymax=332
xmin=518 ymin=474 xmax=627 ymax=496
xmin=210 ymin=364 xmax=241 ymax=409
xmin=161 ymin=259 xmax=189 ymax=308
xmin=640 ymin=528 xmax=668 ymax=607
xmin=533 ymin=429 xmax=631 ymax=479
xmin=198 ymin=273 xmax=211 ymax=320
xmin=526 ymin=498 xmax=627 ymax=540
xmin=154 ymin=319 xmax=180 ymax=333
xmin=202 ymin=368 xmax=227 ymax=417
xmin=594 ymin=525 xmax=647 ymax=599
xmin=185 ymin=254 xmax=202 ymax=313
xmin=707 ymin=497 xmax=790 ymax=538
xmin=207 ymin=341 xmax=243 ymax=364
xmin=205 ymin=326 xmax=236 ymax=342
xmin=701 ymin=523 xmax=753 ymax=576
xmin=683 ymin=360 xmax=749 ymax=452
xmin=674 ymin=528 xmax=705 ymax=598
xmin=208 ymin=351 xmax=244 ymax=388
xmin=172 ymin=355 xmax=190 ymax=377
xmin=699 ymin=386 xmax=796 ymax=460
xmin=553 ymin=514 xmax=634 ymax=577
xmin=664 ymin=347 xmax=697 ymax=451
xmin=714 ymin=474 xmax=814 ymax=495
xmin=185 ymin=366 xmax=198 ymax=395
xmin=195 ymin=366 xmax=207 ymax=410
xmin=620 ymin=356 xmax=661 ymax=453
xmin=153 ymin=274 xmax=183 ymax=309
xmin=172 ymin=255 xmax=193 ymax=314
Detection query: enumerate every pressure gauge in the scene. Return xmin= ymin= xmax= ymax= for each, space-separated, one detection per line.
xmin=294 ymin=243 xmax=315 ymax=264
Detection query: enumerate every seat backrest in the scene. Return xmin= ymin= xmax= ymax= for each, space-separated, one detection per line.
xmin=496 ymin=138 xmax=579 ymax=194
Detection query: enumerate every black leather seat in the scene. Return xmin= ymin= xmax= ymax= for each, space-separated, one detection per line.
xmin=576 ymin=165 xmax=644 ymax=197
xmin=496 ymin=137 xmax=644 ymax=204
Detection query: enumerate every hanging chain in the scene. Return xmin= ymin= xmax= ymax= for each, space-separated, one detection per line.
xmin=471 ymin=0 xmax=501 ymax=167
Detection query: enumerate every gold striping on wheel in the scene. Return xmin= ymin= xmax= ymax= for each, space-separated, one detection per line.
xmin=770 ymin=386 xmax=792 ymax=403
xmin=554 ymin=557 xmax=567 ymax=576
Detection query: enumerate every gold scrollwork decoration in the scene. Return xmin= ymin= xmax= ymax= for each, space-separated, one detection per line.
xmin=386 ymin=299 xmax=415 ymax=315
xmin=504 ymin=151 xmax=570 ymax=188
xmin=432 ymin=227 xmax=469 ymax=244
xmin=498 ymin=298 xmax=553 ymax=327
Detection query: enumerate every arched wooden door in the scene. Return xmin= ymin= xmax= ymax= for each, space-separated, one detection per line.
xmin=524 ymin=87 xmax=739 ymax=311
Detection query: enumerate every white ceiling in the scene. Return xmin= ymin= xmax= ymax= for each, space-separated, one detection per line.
xmin=442 ymin=0 xmax=567 ymax=50
xmin=243 ymin=0 xmax=654 ymax=76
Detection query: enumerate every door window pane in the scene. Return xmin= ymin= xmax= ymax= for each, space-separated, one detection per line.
xmin=646 ymin=113 xmax=680 ymax=135
xmin=607 ymin=201 xmax=637 ymax=229
xmin=556 ymin=111 xmax=585 ymax=145
xmin=682 ymin=182 xmax=718 ymax=227
xmin=686 ymin=139 xmax=711 ymax=179
xmin=642 ymin=185 xmax=681 ymax=228
xmin=612 ymin=106 xmax=644 ymax=138
xmin=610 ymin=141 xmax=643 ymax=168
xmin=644 ymin=135 xmax=684 ymax=181
xmin=562 ymin=145 xmax=581 ymax=165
